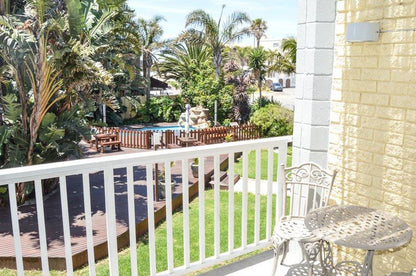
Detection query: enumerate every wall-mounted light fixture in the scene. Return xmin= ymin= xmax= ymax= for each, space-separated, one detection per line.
xmin=346 ymin=22 xmax=379 ymax=42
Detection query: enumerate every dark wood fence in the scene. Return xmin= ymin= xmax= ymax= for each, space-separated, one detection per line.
xmin=92 ymin=125 xmax=261 ymax=149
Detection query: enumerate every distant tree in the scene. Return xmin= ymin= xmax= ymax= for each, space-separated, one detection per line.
xmin=185 ymin=5 xmax=251 ymax=79
xmin=250 ymin=18 xmax=267 ymax=48
xmin=248 ymin=48 xmax=267 ymax=107
xmin=268 ymin=38 xmax=297 ymax=75
xmin=234 ymin=45 xmax=251 ymax=68
xmin=282 ymin=37 xmax=297 ymax=64
xmin=137 ymin=16 xmax=165 ymax=103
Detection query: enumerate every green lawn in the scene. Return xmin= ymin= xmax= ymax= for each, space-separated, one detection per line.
xmin=3 ymin=190 xmax=276 ymax=276
xmin=234 ymin=147 xmax=292 ymax=181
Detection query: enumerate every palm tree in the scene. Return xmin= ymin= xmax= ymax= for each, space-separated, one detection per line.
xmin=248 ymin=48 xmax=267 ymax=107
xmin=250 ymin=18 xmax=267 ymax=48
xmin=137 ymin=16 xmax=165 ymax=103
xmin=268 ymin=38 xmax=297 ymax=75
xmin=185 ymin=5 xmax=251 ymax=79
xmin=158 ymin=43 xmax=211 ymax=81
xmin=281 ymin=37 xmax=297 ymax=64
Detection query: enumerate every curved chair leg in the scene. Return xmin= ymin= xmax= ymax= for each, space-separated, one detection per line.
xmin=271 ymin=236 xmax=286 ymax=275
xmin=280 ymin=240 xmax=289 ymax=265
xmin=299 ymin=240 xmax=322 ymax=276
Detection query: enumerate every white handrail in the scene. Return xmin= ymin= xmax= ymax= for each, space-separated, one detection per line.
xmin=0 ymin=136 xmax=292 ymax=275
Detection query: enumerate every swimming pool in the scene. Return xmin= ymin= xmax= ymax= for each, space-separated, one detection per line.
xmin=129 ymin=125 xmax=194 ymax=132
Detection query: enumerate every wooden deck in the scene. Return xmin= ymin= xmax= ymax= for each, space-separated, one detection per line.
xmin=0 ymin=153 xmax=229 ymax=270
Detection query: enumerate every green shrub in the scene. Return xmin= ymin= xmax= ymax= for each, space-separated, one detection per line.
xmin=250 ymin=97 xmax=281 ymax=116
xmin=249 ymin=104 xmax=293 ymax=137
xmin=138 ymin=96 xmax=185 ymax=123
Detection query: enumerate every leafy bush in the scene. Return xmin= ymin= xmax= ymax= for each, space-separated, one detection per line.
xmin=249 ymin=104 xmax=293 ymax=137
xmin=138 ymin=96 xmax=185 ymax=123
xmin=250 ymin=97 xmax=281 ymax=116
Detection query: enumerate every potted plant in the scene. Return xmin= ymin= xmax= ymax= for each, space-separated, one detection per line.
xmin=224 ymin=132 xmax=234 ymax=142
xmin=191 ymin=158 xmax=199 ymax=178
xmin=158 ymin=161 xmax=176 ymax=199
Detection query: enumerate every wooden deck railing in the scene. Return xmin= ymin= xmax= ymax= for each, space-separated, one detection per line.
xmin=92 ymin=125 xmax=261 ymax=149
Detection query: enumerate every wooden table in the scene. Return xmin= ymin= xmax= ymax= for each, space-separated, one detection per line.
xmin=305 ymin=205 xmax=413 ymax=276
xmin=94 ymin=133 xmax=121 ymax=153
xmin=177 ymin=136 xmax=198 ymax=147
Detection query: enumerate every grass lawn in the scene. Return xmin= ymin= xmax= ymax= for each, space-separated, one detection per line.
xmin=234 ymin=147 xmax=292 ymax=181
xmin=2 ymin=190 xmax=276 ymax=276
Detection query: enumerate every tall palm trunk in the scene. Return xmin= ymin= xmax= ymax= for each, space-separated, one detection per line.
xmin=213 ymin=49 xmax=222 ymax=79
xmin=27 ymin=36 xmax=47 ymax=165
xmin=258 ymin=75 xmax=262 ymax=107
xmin=143 ymin=52 xmax=152 ymax=103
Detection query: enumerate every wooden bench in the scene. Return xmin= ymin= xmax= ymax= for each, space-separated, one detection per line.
xmin=100 ymin=140 xmax=121 ymax=153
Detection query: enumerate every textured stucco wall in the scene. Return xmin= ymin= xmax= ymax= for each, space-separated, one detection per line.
xmin=328 ymin=0 xmax=416 ymax=273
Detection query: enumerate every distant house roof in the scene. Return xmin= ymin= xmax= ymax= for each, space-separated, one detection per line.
xmin=151 ymin=77 xmax=168 ymax=90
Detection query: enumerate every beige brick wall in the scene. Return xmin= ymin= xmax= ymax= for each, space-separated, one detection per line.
xmin=329 ymin=0 xmax=416 ymax=273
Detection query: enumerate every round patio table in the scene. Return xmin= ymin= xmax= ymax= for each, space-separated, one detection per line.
xmin=305 ymin=205 xmax=412 ymax=276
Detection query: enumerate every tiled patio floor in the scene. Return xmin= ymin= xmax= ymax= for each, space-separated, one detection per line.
xmin=201 ymin=241 xmax=304 ymax=276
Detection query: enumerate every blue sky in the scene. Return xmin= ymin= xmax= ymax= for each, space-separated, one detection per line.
xmin=126 ymin=0 xmax=298 ymax=46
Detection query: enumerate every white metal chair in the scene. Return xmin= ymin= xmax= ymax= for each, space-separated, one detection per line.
xmin=271 ymin=162 xmax=337 ymax=276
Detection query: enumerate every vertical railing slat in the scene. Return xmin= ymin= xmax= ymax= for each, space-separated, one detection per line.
xmin=266 ymin=148 xmax=274 ymax=240
xmin=242 ymin=151 xmax=248 ymax=248
xmin=103 ymin=168 xmax=119 ymax=275
xmin=254 ymin=149 xmax=261 ymax=245
xmin=82 ymin=173 xmax=96 ymax=276
xmin=214 ymin=155 xmax=220 ymax=258
xmin=59 ymin=176 xmax=73 ymax=275
xmin=8 ymin=183 xmax=24 ymax=275
xmin=277 ymin=144 xmax=288 ymax=220
xmin=198 ymin=157 xmax=206 ymax=262
xmin=228 ymin=153 xmax=235 ymax=253
xmin=165 ymin=161 xmax=174 ymax=272
xmin=182 ymin=159 xmax=190 ymax=268
xmin=127 ymin=166 xmax=138 ymax=276
xmin=146 ymin=164 xmax=157 ymax=276
xmin=34 ymin=179 xmax=50 ymax=275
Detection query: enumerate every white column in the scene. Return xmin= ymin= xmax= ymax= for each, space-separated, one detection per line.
xmin=293 ymin=0 xmax=336 ymax=167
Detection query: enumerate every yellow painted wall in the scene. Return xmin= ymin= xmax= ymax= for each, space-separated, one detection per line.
xmin=328 ymin=0 xmax=416 ymax=273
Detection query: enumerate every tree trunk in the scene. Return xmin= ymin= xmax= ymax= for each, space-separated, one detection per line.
xmin=258 ymin=75 xmax=262 ymax=107
xmin=16 ymin=67 xmax=28 ymax=132
xmin=256 ymin=38 xmax=260 ymax=49
xmin=213 ymin=50 xmax=222 ymax=80
xmin=143 ymin=52 xmax=152 ymax=103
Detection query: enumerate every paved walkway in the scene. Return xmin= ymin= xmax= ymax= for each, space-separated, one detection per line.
xmin=201 ymin=241 xmax=304 ymax=276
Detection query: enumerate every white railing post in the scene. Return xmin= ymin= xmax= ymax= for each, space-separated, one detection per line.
xmin=8 ymin=183 xmax=24 ymax=275
xmin=104 ymin=168 xmax=119 ymax=275
xmin=146 ymin=164 xmax=157 ymax=276
xmin=165 ymin=161 xmax=174 ymax=272
xmin=277 ymin=143 xmax=288 ymax=220
xmin=228 ymin=153 xmax=235 ymax=253
xmin=126 ymin=166 xmax=138 ymax=276
xmin=198 ymin=157 xmax=206 ymax=262
xmin=266 ymin=148 xmax=274 ymax=240
xmin=182 ymin=159 xmax=190 ymax=267
xmin=214 ymin=154 xmax=220 ymax=258
xmin=59 ymin=176 xmax=73 ymax=275
xmin=254 ymin=149 xmax=261 ymax=245
xmin=34 ymin=179 xmax=50 ymax=275
xmin=242 ymin=151 xmax=248 ymax=249
xmin=82 ymin=173 xmax=96 ymax=276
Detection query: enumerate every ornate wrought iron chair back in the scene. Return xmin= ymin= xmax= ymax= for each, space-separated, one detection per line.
xmin=282 ymin=162 xmax=337 ymax=218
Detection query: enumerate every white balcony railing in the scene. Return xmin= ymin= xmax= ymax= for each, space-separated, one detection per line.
xmin=0 ymin=136 xmax=292 ymax=276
